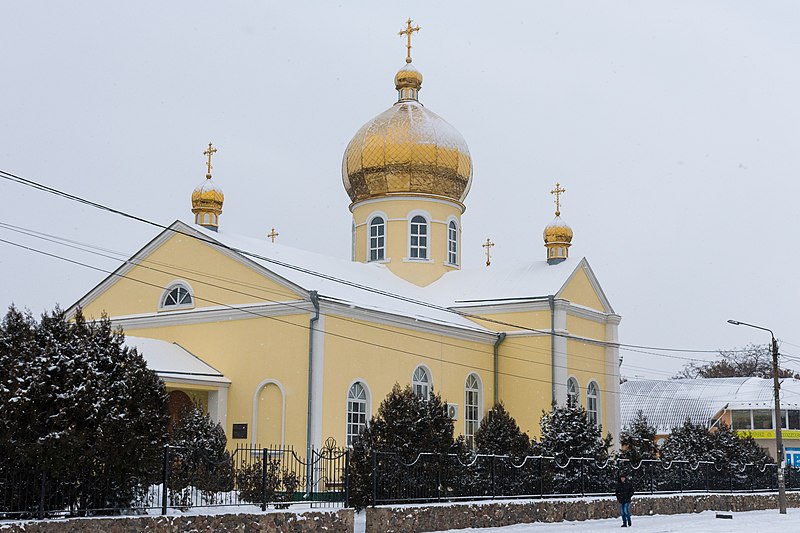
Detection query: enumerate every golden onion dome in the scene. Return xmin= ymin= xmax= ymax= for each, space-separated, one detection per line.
xmin=191 ymin=175 xmax=224 ymax=212
xmin=342 ymin=63 xmax=473 ymax=205
xmin=543 ymin=215 xmax=573 ymax=244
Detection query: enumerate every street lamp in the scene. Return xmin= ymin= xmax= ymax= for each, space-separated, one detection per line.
xmin=727 ymin=319 xmax=786 ymax=514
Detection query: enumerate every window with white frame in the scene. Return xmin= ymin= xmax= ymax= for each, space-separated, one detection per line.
xmin=587 ymin=381 xmax=599 ymax=427
xmin=412 ymin=365 xmax=431 ymax=399
xmin=346 ymin=382 xmax=368 ymax=446
xmin=369 ymin=216 xmax=385 ymax=261
xmin=567 ymin=377 xmax=579 ymax=407
xmin=160 ymin=283 xmax=193 ymax=309
xmin=409 ymin=215 xmax=428 ymax=259
xmin=447 ymin=220 xmax=458 ymax=265
xmin=465 ymin=373 xmax=481 ymax=449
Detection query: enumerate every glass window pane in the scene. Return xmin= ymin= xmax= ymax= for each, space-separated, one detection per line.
xmin=789 ymin=410 xmax=800 ymax=430
xmin=732 ymin=410 xmax=752 ymax=430
xmin=753 ymin=410 xmax=773 ymax=430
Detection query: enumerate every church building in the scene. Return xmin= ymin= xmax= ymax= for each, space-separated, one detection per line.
xmin=68 ymin=21 xmax=622 ymax=453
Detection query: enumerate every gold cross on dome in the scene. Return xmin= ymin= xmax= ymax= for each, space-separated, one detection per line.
xmin=267 ymin=227 xmax=279 ymax=243
xmin=482 ymin=238 xmax=494 ymax=267
xmin=399 ymin=18 xmax=421 ymax=64
xmin=204 ymin=142 xmax=218 ymax=176
xmin=550 ymin=182 xmax=566 ymax=216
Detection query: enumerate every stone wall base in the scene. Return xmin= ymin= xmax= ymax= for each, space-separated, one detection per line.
xmin=365 ymin=493 xmax=800 ymax=533
xmin=0 ymin=509 xmax=354 ymax=533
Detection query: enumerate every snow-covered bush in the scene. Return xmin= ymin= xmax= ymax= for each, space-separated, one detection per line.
xmin=168 ymin=403 xmax=233 ymax=506
xmin=0 ymin=306 xmax=168 ymax=516
xmin=619 ymin=409 xmax=660 ymax=464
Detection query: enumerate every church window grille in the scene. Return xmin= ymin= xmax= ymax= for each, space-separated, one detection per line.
xmin=346 ymin=382 xmax=368 ymax=446
xmin=465 ymin=373 xmax=481 ymax=449
xmin=412 ymin=365 xmax=431 ymax=399
xmin=410 ymin=216 xmax=428 ymax=259
xmin=448 ymin=221 xmax=458 ymax=265
xmin=587 ymin=381 xmax=599 ymax=427
xmin=369 ymin=216 xmax=385 ymax=261
xmin=161 ymin=283 xmax=193 ymax=309
xmin=567 ymin=377 xmax=579 ymax=407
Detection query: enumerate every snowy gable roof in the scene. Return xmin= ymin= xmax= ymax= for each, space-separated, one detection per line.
xmin=620 ymin=377 xmax=800 ymax=434
xmin=431 ymin=257 xmax=582 ymax=306
xmin=125 ymin=336 xmax=230 ymax=385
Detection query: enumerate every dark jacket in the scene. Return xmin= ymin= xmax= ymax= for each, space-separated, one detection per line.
xmin=615 ymin=477 xmax=634 ymax=504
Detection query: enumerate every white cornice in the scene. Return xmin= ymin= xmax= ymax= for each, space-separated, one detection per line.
xmin=450 ymin=299 xmax=553 ymax=315
xmin=108 ymin=300 xmax=314 ymax=330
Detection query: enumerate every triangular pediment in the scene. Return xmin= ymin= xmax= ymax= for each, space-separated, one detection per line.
xmin=556 ymin=257 xmax=615 ymax=314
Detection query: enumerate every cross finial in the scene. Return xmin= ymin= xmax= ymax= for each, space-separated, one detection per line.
xmin=398 ymin=18 xmax=421 ymax=64
xmin=267 ymin=227 xmax=279 ymax=243
xmin=204 ymin=142 xmax=218 ymax=177
xmin=550 ymin=182 xmax=566 ymax=216
xmin=482 ymin=238 xmax=495 ymax=267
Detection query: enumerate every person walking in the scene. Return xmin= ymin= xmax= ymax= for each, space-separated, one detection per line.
xmin=615 ymin=473 xmax=634 ymax=527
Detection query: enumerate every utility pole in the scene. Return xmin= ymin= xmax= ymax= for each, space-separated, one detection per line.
xmin=727 ymin=319 xmax=786 ymax=514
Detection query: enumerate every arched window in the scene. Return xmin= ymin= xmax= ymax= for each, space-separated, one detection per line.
xmin=447 ymin=220 xmax=458 ymax=265
xmin=587 ymin=381 xmax=600 ymax=427
xmin=346 ymin=381 xmax=368 ymax=446
xmin=369 ymin=216 xmax=386 ymax=261
xmin=567 ymin=377 xmax=579 ymax=407
xmin=409 ymin=215 xmax=428 ymax=259
xmin=412 ymin=365 xmax=431 ymax=399
xmin=464 ymin=373 xmax=481 ymax=449
xmin=160 ymin=282 xmax=193 ymax=310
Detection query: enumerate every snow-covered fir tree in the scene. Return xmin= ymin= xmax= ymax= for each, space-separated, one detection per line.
xmin=348 ymin=384 xmax=458 ymax=509
xmin=0 ymin=306 xmax=169 ymax=512
xmin=619 ymin=409 xmax=659 ymax=463
xmin=474 ymin=402 xmax=531 ymax=457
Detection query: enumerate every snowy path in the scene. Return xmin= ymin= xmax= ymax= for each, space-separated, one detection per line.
xmin=430 ymin=508 xmax=798 ymax=532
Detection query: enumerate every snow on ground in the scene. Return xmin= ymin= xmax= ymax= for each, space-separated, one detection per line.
xmin=431 ymin=508 xmax=798 ymax=532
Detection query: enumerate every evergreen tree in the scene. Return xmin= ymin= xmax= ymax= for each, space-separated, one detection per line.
xmin=348 ymin=384 xmax=458 ymax=510
xmin=619 ymin=410 xmax=659 ymax=464
xmin=0 ymin=306 xmax=168 ymax=515
xmin=659 ymin=417 xmax=715 ymax=462
xmin=474 ymin=403 xmax=530 ymax=457
xmin=169 ymin=403 xmax=233 ymax=506
xmin=536 ymin=401 xmax=612 ymax=494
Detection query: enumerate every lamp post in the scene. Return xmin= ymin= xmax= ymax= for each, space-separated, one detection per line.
xmin=727 ymin=319 xmax=786 ymax=514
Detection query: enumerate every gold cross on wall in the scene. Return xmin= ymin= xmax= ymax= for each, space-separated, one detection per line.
xmin=399 ymin=18 xmax=421 ymax=64
xmin=482 ymin=238 xmax=494 ymax=267
xmin=267 ymin=227 xmax=279 ymax=243
xmin=550 ymin=182 xmax=566 ymax=216
xmin=204 ymin=142 xmax=218 ymax=176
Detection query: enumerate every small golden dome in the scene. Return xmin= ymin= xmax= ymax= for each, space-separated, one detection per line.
xmin=192 ymin=176 xmax=224 ymax=211
xmin=395 ymin=63 xmax=423 ymax=91
xmin=543 ymin=216 xmax=573 ymax=244
xmin=342 ymin=64 xmax=472 ymax=206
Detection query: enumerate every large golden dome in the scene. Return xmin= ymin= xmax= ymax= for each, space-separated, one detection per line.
xmin=342 ymin=63 xmax=473 ymax=205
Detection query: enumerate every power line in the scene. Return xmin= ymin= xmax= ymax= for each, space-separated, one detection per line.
xmin=0 ymin=168 xmax=742 ymax=358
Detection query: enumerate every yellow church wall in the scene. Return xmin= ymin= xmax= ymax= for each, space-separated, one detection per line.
xmin=467 ymin=310 xmax=552 ymax=333
xmin=566 ymin=338 xmax=608 ymax=425
xmin=559 ymin=267 xmax=606 ymax=312
xmin=566 ymin=314 xmax=606 ymax=341
xmin=81 ymin=232 xmax=302 ymax=320
xmin=319 ymin=314 xmax=495 ymax=445
xmin=351 ymin=197 xmax=463 ymax=286
xmin=496 ymin=335 xmax=553 ymax=439
xmin=116 ymin=313 xmax=312 ymax=449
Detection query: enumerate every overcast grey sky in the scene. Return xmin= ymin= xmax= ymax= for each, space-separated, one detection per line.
xmin=2 ymin=1 xmax=798 ymax=379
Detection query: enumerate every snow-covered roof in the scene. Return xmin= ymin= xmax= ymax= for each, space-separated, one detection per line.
xmin=125 ymin=336 xmax=230 ymax=385
xmin=185 ymin=222 xmax=586 ymax=332
xmin=620 ymin=377 xmax=800 ymax=433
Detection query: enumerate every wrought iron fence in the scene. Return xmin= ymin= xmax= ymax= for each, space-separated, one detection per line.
xmin=371 ymin=452 xmax=800 ymax=505
xmin=0 ymin=439 xmax=348 ymax=519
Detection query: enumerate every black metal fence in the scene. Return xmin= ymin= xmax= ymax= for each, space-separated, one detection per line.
xmin=5 ymin=446 xmax=800 ymax=519
xmin=372 ymin=452 xmax=800 ymax=504
xmin=0 ymin=439 xmax=348 ymax=519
